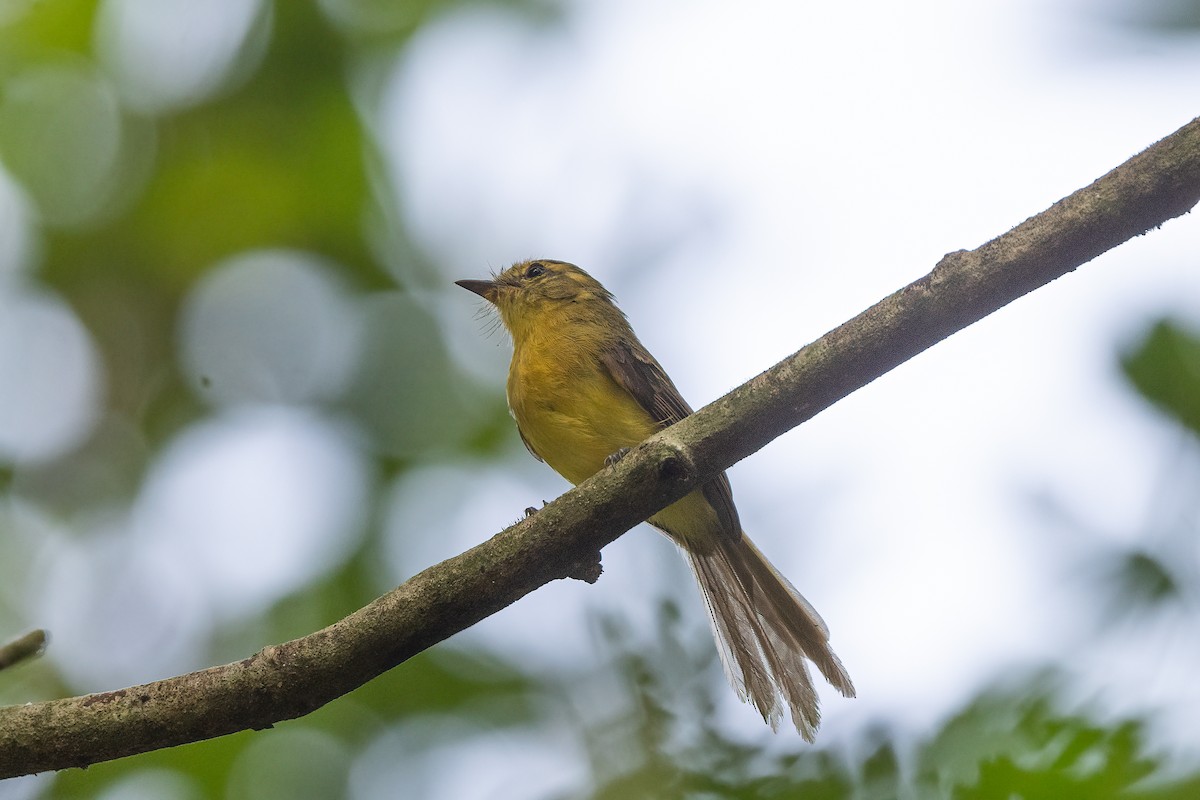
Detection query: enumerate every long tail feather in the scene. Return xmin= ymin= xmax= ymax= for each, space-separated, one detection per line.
xmin=684 ymin=533 xmax=854 ymax=741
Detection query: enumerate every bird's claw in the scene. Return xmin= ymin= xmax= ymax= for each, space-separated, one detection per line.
xmin=604 ymin=447 xmax=631 ymax=468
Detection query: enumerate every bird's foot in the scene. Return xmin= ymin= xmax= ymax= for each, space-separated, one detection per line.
xmin=604 ymin=447 xmax=631 ymax=468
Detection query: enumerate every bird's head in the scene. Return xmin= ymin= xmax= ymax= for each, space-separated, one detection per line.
xmin=456 ymin=259 xmax=618 ymax=339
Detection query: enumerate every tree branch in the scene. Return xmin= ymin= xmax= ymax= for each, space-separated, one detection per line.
xmin=0 ymin=630 xmax=46 ymax=673
xmin=3 ymin=116 xmax=1199 ymax=779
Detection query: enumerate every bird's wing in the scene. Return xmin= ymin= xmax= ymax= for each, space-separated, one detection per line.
xmin=598 ymin=337 xmax=693 ymax=425
xmin=599 ymin=337 xmax=741 ymax=540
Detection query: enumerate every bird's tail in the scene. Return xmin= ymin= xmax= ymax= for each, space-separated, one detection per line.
xmin=683 ymin=533 xmax=855 ymax=741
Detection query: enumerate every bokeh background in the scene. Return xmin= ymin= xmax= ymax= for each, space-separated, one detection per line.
xmin=2 ymin=0 xmax=1200 ymax=797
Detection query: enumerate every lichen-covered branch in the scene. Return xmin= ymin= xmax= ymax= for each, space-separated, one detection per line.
xmin=2 ymin=115 xmax=1198 ymax=780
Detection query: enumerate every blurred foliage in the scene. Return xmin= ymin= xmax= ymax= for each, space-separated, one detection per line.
xmin=559 ymin=608 xmax=1200 ymax=800
xmin=1 ymin=1 xmax=1200 ymax=799
xmin=1121 ymin=319 xmax=1200 ymax=438
xmin=1103 ymin=548 xmax=1181 ymax=613
xmin=1095 ymin=0 xmax=1200 ymax=32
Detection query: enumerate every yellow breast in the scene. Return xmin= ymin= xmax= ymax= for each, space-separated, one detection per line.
xmin=506 ymin=326 xmax=658 ymax=486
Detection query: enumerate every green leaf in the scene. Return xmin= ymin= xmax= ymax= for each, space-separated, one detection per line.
xmin=1120 ymin=318 xmax=1200 ymax=436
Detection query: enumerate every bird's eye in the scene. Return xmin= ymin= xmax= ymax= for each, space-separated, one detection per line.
xmin=524 ymin=262 xmax=546 ymax=279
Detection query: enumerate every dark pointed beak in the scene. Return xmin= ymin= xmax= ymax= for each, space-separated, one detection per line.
xmin=455 ymin=279 xmax=497 ymax=302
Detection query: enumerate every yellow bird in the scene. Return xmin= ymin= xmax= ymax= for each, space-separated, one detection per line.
xmin=457 ymin=259 xmax=853 ymax=739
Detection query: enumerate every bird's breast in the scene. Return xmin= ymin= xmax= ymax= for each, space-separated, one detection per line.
xmin=507 ymin=336 xmax=659 ymax=486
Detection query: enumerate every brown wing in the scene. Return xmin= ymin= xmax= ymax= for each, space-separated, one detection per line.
xmin=599 ymin=337 xmax=741 ymax=541
xmin=599 ymin=336 xmax=692 ymax=425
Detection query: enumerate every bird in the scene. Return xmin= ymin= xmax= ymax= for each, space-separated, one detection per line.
xmin=456 ymin=258 xmax=854 ymax=739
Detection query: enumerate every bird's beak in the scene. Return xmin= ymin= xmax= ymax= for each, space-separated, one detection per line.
xmin=455 ymin=279 xmax=497 ymax=302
